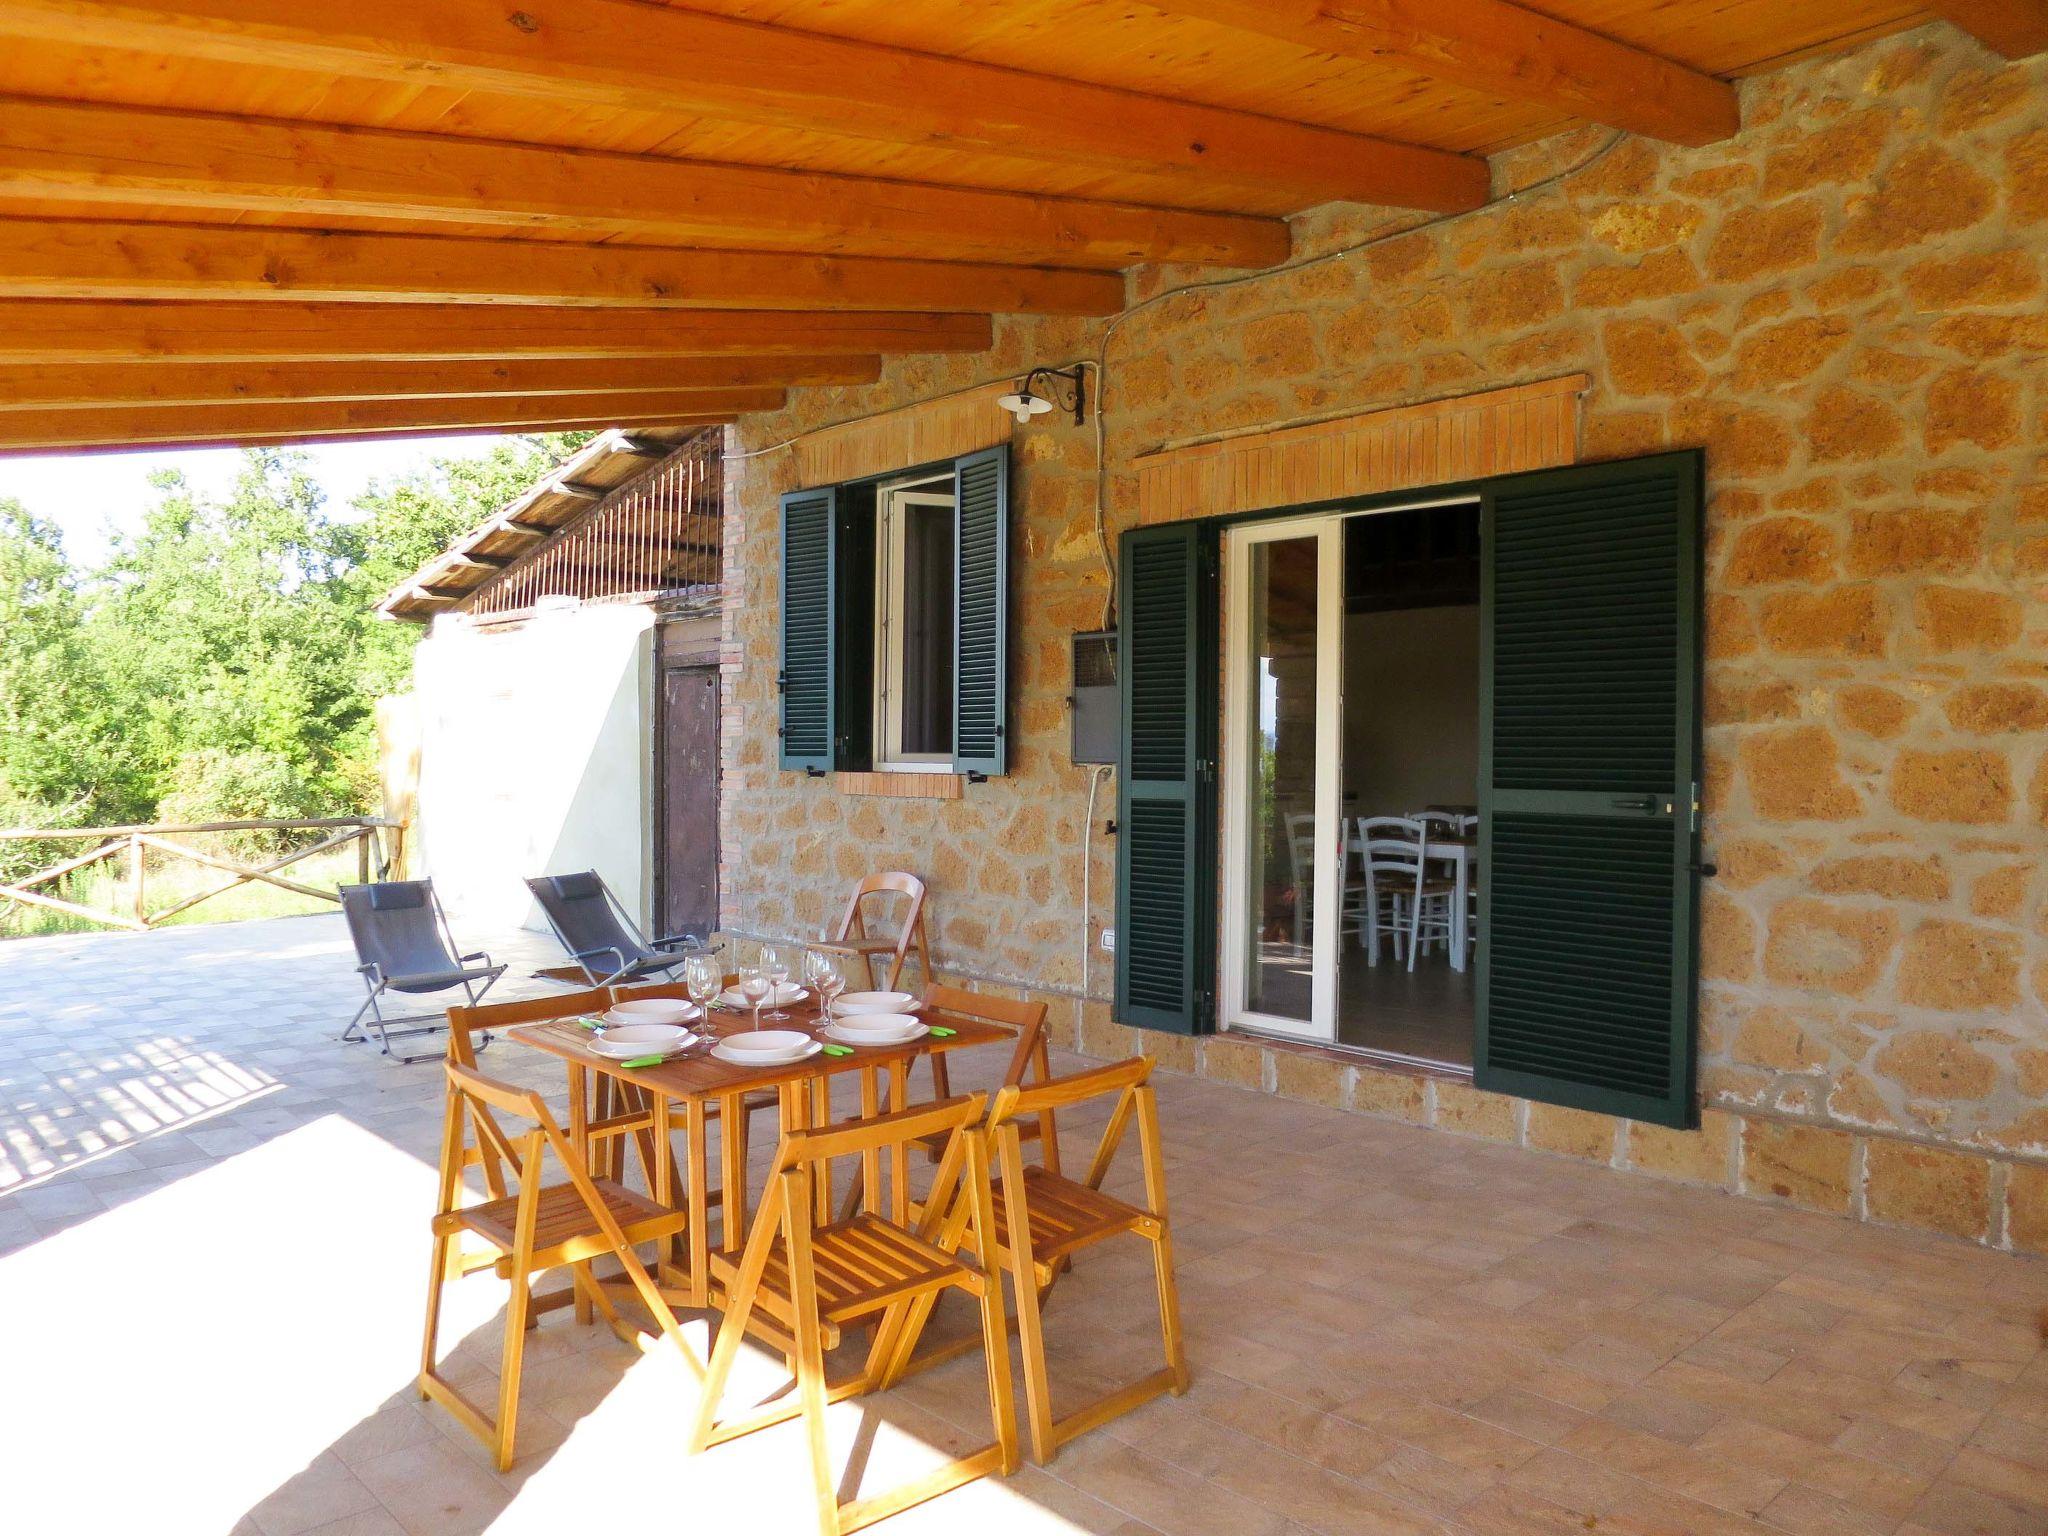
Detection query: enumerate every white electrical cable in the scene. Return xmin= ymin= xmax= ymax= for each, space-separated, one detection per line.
xmin=1080 ymin=762 xmax=1112 ymax=1001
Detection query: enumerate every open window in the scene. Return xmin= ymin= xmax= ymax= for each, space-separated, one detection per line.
xmin=778 ymin=445 xmax=1009 ymax=779
xmin=873 ymin=472 xmax=957 ymax=769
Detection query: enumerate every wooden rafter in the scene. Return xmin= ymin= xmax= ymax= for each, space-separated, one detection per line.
xmin=0 ymin=303 xmax=992 ymax=362
xmin=0 ymin=218 xmax=1127 ymax=315
xmin=1924 ymin=0 xmax=2048 ymax=58
xmin=0 ymin=98 xmax=1291 ymax=271
xmin=1145 ymin=0 xmax=1738 ymax=146
xmin=0 ymin=357 xmax=872 ymax=408
xmin=0 ymin=391 xmax=739 ymax=451
xmin=0 ymin=0 xmax=1491 ymax=212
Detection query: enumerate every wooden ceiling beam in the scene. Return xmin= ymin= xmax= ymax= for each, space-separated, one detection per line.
xmin=0 ymin=389 xmax=738 ymax=451
xmin=0 ymin=302 xmax=991 ymax=362
xmin=0 ymin=98 xmax=1290 ymax=271
xmin=1924 ymin=1 xmax=2048 ymax=58
xmin=0 ymin=0 xmax=1490 ymax=213
xmin=0 ymin=218 xmax=1124 ymax=316
xmin=0 ymin=357 xmax=869 ymax=408
xmin=1146 ymin=0 xmax=1738 ymax=146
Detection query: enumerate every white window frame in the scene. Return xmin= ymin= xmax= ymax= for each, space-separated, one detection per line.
xmin=871 ymin=473 xmax=957 ymax=771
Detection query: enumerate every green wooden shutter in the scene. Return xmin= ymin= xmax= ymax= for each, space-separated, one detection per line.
xmin=1476 ymin=450 xmax=1704 ymax=1129
xmin=1115 ymin=522 xmax=1218 ymax=1035
xmin=952 ymin=445 xmax=1009 ymax=777
xmin=778 ymin=486 xmax=836 ymax=774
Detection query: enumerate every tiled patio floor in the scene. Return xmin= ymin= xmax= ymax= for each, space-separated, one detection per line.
xmin=3 ymin=916 xmax=2047 ymax=1536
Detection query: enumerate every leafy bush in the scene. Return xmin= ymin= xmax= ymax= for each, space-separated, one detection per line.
xmin=155 ymin=748 xmax=319 ymax=855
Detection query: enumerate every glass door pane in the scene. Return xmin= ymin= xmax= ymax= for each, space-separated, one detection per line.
xmin=1242 ymin=535 xmax=1322 ymax=1022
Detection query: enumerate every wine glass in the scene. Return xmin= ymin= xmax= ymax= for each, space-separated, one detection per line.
xmin=738 ymin=963 xmax=771 ymax=1032
xmin=760 ymin=942 xmax=792 ymax=1020
xmin=806 ymin=947 xmax=846 ymax=1023
xmin=683 ymin=950 xmax=721 ymax=1024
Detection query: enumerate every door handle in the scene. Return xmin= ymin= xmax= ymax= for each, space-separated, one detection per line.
xmin=1610 ymin=796 xmax=1657 ymax=812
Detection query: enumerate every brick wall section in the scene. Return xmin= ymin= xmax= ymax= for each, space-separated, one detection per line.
xmin=719 ymin=27 xmax=2048 ymax=1253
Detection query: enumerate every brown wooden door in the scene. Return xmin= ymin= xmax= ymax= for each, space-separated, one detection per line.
xmin=660 ymin=664 xmax=720 ymax=940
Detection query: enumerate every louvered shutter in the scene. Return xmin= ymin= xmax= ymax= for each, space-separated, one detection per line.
xmin=778 ymin=486 xmax=836 ymax=773
xmin=1115 ymin=522 xmax=1218 ymax=1034
xmin=1476 ymin=450 xmax=1704 ymax=1129
xmin=952 ymin=445 xmax=1008 ymax=777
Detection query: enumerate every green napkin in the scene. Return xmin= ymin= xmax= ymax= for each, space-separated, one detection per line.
xmin=621 ymin=1054 xmax=669 ymax=1069
xmin=928 ymin=1026 xmax=956 ymax=1038
xmin=576 ymin=1017 xmax=603 ymax=1030
xmin=820 ymin=1043 xmax=854 ymax=1057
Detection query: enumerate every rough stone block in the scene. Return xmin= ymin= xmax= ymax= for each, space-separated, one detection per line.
xmin=1432 ymin=1080 xmax=1519 ymax=1142
xmin=1627 ymin=1111 xmax=1737 ymax=1185
xmin=1272 ymin=1049 xmax=1352 ymax=1109
xmin=1526 ymin=1103 xmax=1619 ymax=1162
xmin=2006 ymin=1164 xmax=2048 ymax=1254
xmin=1352 ymin=1067 xmax=1427 ymax=1122
xmin=1201 ymin=1034 xmax=1267 ymax=1091
xmin=1864 ymin=1139 xmax=1990 ymax=1240
xmin=1741 ymin=1119 xmax=1855 ymax=1212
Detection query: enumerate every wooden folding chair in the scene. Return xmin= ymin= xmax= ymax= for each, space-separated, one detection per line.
xmin=445 ymin=986 xmax=663 ymax=1191
xmin=915 ymin=1057 xmax=1187 ymax=1464
xmin=914 ymin=985 xmax=1056 ymax=1169
xmin=690 ymin=1093 xmax=1018 ymax=1536
xmin=420 ymin=1060 xmax=698 ymax=1471
xmin=823 ymin=872 xmax=935 ymax=993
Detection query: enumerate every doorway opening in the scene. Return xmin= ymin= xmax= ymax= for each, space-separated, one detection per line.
xmin=1223 ymin=497 xmax=1480 ymax=1071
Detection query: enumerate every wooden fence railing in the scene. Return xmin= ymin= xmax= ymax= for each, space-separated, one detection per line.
xmin=0 ymin=816 xmax=403 ymax=932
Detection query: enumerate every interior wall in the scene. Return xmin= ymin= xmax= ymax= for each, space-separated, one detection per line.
xmin=1342 ymin=604 xmax=1481 ymax=819
xmin=412 ymin=604 xmax=655 ymax=932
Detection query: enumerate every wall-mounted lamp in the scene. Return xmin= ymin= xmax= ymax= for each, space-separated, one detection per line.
xmin=997 ymin=365 xmax=1087 ymax=426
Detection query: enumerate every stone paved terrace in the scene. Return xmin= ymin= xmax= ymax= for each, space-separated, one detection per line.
xmin=3 ymin=915 xmax=2048 ymax=1536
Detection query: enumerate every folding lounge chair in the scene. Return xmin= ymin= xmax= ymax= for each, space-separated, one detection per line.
xmin=340 ymin=880 xmax=506 ymax=1064
xmin=524 ymin=870 xmax=698 ymax=987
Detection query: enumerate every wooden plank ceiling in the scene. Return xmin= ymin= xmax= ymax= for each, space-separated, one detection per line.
xmin=0 ymin=0 xmax=2029 ymax=453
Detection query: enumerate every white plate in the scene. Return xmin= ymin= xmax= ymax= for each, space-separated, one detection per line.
xmin=717 ymin=983 xmax=807 ymax=1008
xmin=711 ymin=1038 xmax=822 ymax=1067
xmin=604 ymin=1000 xmax=701 ymax=1027
xmin=824 ymin=1018 xmax=927 ymax=1047
xmin=714 ymin=1028 xmax=812 ymax=1054
xmin=589 ymin=1024 xmax=697 ymax=1059
xmin=830 ymin=991 xmax=917 ymax=1016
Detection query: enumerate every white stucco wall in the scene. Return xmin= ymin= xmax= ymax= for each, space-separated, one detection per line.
xmin=411 ymin=602 xmax=655 ymax=934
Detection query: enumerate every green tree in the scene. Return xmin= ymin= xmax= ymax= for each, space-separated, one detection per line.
xmin=0 ymin=499 xmax=129 ymax=819
xmin=337 ymin=432 xmax=595 ymax=699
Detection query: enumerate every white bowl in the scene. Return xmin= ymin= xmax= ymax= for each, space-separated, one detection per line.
xmin=831 ymin=991 xmax=916 ymax=1016
xmin=718 ymin=983 xmax=807 ymax=1008
xmin=606 ymin=999 xmax=700 ymax=1026
xmin=826 ymin=1016 xmax=926 ymax=1047
xmin=589 ymin=1023 xmax=693 ymax=1058
xmin=714 ymin=1028 xmax=812 ymax=1056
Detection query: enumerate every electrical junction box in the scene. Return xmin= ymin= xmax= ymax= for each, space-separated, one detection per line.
xmin=1069 ymin=630 xmax=1118 ymax=765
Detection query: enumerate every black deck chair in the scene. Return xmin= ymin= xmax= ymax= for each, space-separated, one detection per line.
xmin=339 ymin=880 xmax=506 ymax=1063
xmin=524 ymin=870 xmax=698 ymax=987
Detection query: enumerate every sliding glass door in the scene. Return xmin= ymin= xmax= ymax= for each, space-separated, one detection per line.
xmin=1220 ymin=516 xmax=1341 ymax=1042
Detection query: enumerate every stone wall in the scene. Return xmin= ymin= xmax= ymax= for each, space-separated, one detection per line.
xmin=719 ymin=26 xmax=2048 ymax=1249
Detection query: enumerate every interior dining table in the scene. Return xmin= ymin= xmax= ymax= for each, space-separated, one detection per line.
xmin=504 ymin=994 xmax=1011 ymax=1312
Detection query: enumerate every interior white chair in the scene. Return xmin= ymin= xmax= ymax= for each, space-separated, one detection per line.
xmin=1414 ymin=810 xmax=1463 ymax=841
xmin=1283 ymin=810 xmax=1316 ymax=949
xmin=1356 ymin=816 xmax=1415 ymax=965
xmin=1362 ymin=817 xmax=1455 ymax=971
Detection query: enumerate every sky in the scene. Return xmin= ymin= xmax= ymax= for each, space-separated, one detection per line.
xmin=0 ymin=434 xmax=511 ymax=565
